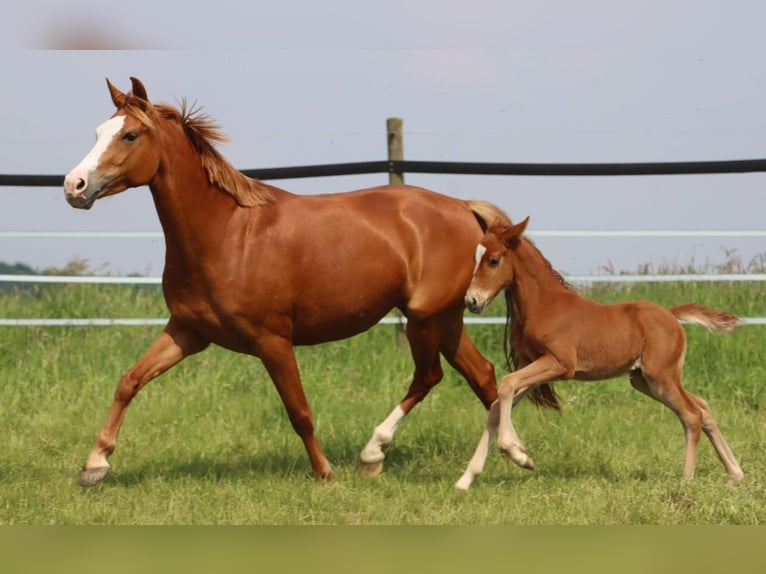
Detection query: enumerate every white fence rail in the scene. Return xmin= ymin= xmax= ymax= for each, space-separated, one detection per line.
xmin=2 ymin=228 xmax=764 ymax=326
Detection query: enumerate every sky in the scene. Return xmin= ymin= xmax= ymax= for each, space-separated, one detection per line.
xmin=1 ymin=1 xmax=765 ymax=277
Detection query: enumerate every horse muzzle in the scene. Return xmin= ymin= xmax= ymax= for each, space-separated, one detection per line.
xmin=464 ymin=292 xmax=488 ymax=314
xmin=64 ymin=173 xmax=101 ymax=210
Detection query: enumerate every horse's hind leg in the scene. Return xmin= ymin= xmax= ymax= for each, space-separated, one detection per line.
xmin=79 ymin=319 xmax=208 ymax=487
xmin=439 ymin=321 xmax=498 ymax=409
xmin=359 ymin=316 xmax=444 ymax=475
xmin=688 ymin=392 xmax=744 ymax=484
xmin=630 ymin=369 xmax=702 ymax=481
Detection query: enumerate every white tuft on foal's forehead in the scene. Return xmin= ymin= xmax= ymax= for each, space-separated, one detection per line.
xmin=76 ymin=116 xmax=126 ymax=174
xmin=473 ymin=244 xmax=487 ymax=274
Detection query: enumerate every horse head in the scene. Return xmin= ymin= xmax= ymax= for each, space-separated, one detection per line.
xmin=464 ymin=216 xmax=529 ymax=313
xmin=64 ymin=77 xmax=161 ymax=209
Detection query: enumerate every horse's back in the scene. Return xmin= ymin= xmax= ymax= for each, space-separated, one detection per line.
xmin=241 ymin=185 xmax=484 ymax=342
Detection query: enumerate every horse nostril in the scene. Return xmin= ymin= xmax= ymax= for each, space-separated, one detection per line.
xmin=76 ymin=178 xmax=86 ymax=191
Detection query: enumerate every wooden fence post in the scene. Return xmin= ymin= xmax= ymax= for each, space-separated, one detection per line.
xmin=387 ymin=117 xmax=409 ymax=347
xmin=387 ymin=117 xmax=404 ymax=185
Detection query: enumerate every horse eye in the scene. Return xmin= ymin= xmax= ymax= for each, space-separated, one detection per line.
xmin=488 ymin=257 xmax=501 ymax=268
xmin=122 ymin=131 xmax=138 ymax=142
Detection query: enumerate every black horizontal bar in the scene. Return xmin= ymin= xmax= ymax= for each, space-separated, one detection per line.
xmin=5 ymin=158 xmax=766 ymax=188
xmin=241 ymin=161 xmax=390 ymax=180
xmin=393 ymin=158 xmax=766 ymax=176
xmin=0 ymin=174 xmax=65 ymax=187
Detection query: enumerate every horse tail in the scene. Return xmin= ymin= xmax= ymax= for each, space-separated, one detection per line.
xmin=466 ymin=200 xmax=511 ymax=231
xmin=670 ymin=303 xmax=743 ymax=333
xmin=502 ymin=291 xmax=562 ymax=412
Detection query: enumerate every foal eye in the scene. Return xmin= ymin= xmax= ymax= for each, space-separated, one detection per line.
xmin=488 ymin=257 xmax=501 ymax=268
xmin=122 ymin=131 xmax=138 ymax=142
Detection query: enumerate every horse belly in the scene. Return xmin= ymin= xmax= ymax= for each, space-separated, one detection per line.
xmin=573 ymin=329 xmax=643 ymax=381
xmin=290 ymin=282 xmax=404 ymax=345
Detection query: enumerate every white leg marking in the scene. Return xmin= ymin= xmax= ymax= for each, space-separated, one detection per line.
xmin=360 ymin=405 xmax=406 ymax=464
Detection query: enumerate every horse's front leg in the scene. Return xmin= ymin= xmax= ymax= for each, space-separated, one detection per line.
xmin=496 ymin=354 xmax=565 ymax=470
xmin=257 ymin=334 xmax=333 ymax=480
xmin=79 ymin=319 xmax=208 ymax=486
xmin=455 ymin=399 xmax=500 ymax=490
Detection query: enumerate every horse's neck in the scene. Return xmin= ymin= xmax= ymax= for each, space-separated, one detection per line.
xmin=148 ymin=136 xmax=243 ymax=265
xmin=509 ymin=240 xmax=567 ymax=318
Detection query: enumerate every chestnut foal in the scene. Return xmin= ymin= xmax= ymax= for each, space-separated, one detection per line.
xmin=456 ymin=216 xmax=744 ymax=490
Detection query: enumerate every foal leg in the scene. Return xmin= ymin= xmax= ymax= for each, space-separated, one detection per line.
xmin=496 ymin=355 xmax=566 ymax=470
xmin=631 ymin=370 xmax=702 ymax=481
xmin=688 ymin=392 xmax=744 ymax=483
xmin=258 ymin=335 xmax=333 ymax=480
xmin=79 ymin=319 xmax=208 ymax=486
xmin=455 ymin=399 xmax=500 ymax=490
xmin=453 ymin=340 xmax=521 ymax=491
xmin=630 ymin=371 xmax=742 ymax=482
xmin=359 ymin=316 xmax=443 ymax=475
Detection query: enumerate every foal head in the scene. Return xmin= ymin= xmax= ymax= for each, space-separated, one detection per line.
xmin=64 ymin=77 xmax=163 ymax=209
xmin=465 ymin=216 xmax=529 ymax=314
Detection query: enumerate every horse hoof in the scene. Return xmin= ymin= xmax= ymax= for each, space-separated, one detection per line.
xmin=359 ymin=459 xmax=384 ymax=477
xmin=503 ymin=448 xmax=535 ymax=471
xmin=315 ymin=470 xmax=335 ymax=483
xmin=79 ymin=466 xmax=110 ymax=487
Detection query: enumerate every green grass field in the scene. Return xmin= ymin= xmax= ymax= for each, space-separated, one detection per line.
xmin=0 ymin=275 xmax=763 ymax=524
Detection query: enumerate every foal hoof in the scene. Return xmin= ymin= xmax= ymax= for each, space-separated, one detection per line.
xmin=504 ymin=448 xmax=535 ymax=471
xmin=78 ymin=466 xmax=110 ymax=487
xmin=359 ymin=459 xmax=384 ymax=477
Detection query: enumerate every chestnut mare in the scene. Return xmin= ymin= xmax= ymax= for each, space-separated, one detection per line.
xmin=455 ymin=215 xmax=745 ymax=490
xmin=64 ymin=77 xmax=507 ymax=486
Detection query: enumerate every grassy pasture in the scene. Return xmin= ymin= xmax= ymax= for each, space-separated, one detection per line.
xmin=0 ymin=277 xmax=763 ymax=524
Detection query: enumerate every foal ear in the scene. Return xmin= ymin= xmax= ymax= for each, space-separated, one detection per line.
xmin=502 ymin=216 xmax=530 ymax=247
xmin=129 ymin=77 xmax=149 ymax=103
xmin=106 ymin=78 xmax=127 ymax=108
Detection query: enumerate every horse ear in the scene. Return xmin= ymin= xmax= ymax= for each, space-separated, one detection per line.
xmin=502 ymin=216 xmax=530 ymax=247
xmin=106 ymin=78 xmax=126 ymax=108
xmin=129 ymin=77 xmax=149 ymax=103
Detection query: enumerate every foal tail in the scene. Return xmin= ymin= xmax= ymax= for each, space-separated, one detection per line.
xmin=670 ymin=303 xmax=744 ymax=333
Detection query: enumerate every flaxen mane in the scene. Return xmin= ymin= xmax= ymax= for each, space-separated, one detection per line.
xmin=124 ymin=95 xmax=273 ymax=207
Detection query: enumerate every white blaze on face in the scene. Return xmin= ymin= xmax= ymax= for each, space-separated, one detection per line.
xmin=473 ymin=244 xmax=487 ymax=275
xmin=66 ymin=116 xmax=125 ymax=184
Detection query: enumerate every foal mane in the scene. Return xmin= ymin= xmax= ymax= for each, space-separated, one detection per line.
xmin=123 ymin=96 xmax=274 ymax=207
xmin=518 ymin=235 xmax=573 ymax=291
xmin=500 ymin=228 xmax=570 ymax=412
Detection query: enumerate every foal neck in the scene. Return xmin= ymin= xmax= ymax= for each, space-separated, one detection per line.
xmin=509 ymin=238 xmax=570 ymax=312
